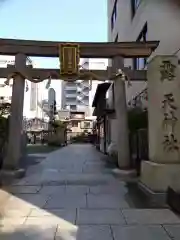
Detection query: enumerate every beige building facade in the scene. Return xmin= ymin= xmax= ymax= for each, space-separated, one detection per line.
xmin=107 ymin=0 xmax=180 ymax=156
xmin=108 ymin=0 xmax=180 ymax=103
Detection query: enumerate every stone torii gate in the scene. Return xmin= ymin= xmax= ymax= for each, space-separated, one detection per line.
xmin=0 ymin=38 xmax=158 ymax=175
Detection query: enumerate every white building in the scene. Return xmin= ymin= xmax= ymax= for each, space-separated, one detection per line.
xmin=0 ymin=55 xmax=51 ymax=120
xmin=61 ymin=59 xmax=90 ymax=111
xmin=0 ymin=55 xmax=108 ymax=121
xmin=99 ymin=0 xmax=180 ymax=159
xmin=61 ymin=58 xmax=108 ymax=117
xmin=0 ymin=56 xmax=25 ymax=111
xmin=108 ymin=0 xmax=180 ymax=104
xmin=24 ymin=57 xmax=62 ymax=120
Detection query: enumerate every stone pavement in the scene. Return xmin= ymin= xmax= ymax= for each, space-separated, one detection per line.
xmin=0 ymin=144 xmax=180 ymax=239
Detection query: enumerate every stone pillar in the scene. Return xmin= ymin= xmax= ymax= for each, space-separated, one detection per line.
xmin=112 ymin=56 xmax=130 ymax=169
xmin=3 ymin=53 xmax=26 ymax=170
xmin=140 ymin=55 xmax=180 ymax=192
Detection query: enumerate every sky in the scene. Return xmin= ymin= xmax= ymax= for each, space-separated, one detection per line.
xmin=0 ymin=0 xmax=107 ymax=117
xmin=0 ymin=0 xmax=107 ymax=67
xmin=0 ymin=0 xmax=107 ymax=41
xmin=0 ymin=0 xmax=107 ymax=53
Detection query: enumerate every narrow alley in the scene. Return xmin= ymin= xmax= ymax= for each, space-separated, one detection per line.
xmin=0 ymin=144 xmax=180 ymax=239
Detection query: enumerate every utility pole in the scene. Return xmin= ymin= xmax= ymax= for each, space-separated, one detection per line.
xmin=48 ymin=88 xmax=56 ymax=132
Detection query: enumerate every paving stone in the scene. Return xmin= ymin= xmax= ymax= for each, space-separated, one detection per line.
xmin=0 ymin=217 xmax=26 ymax=227
xmin=89 ymin=183 xmax=127 ymax=195
xmin=76 ymin=209 xmax=126 ymax=225
xmin=8 ymin=186 xmax=42 ymax=194
xmin=55 ymin=221 xmax=78 ymax=239
xmin=59 ymin=164 xmax=83 ymax=173
xmin=3 ymin=196 xmax=34 ymax=210
xmin=28 ymin=153 xmax=48 ymax=157
xmin=60 ymin=169 xmax=83 ymax=174
xmin=65 ymin=174 xmax=114 ymax=185
xmin=3 ymin=144 xmax=180 ymax=239
xmin=83 ymin=168 xmax=111 ymax=174
xmin=82 ymin=163 xmax=105 ymax=173
xmin=25 ymin=216 xmax=76 ymax=229
xmin=29 ymin=208 xmax=76 ymax=224
xmin=112 ymin=225 xmax=171 ymax=240
xmin=56 ymin=225 xmax=113 ymax=240
xmin=0 ymin=208 xmax=32 ymax=218
xmin=65 ymin=185 xmax=89 ymax=194
xmin=38 ymin=186 xmax=65 ymax=196
xmin=163 ymin=224 xmax=180 ymax=239
xmin=44 ymin=194 xmax=87 ymax=209
xmin=24 ymin=216 xmax=58 ymax=226
xmin=122 ymin=209 xmax=180 ymax=224
xmin=12 ymin=179 xmax=29 ymax=186
xmin=4 ymin=194 xmax=49 ymax=211
xmin=0 ymin=224 xmax=57 ymax=240
xmin=24 ymin=175 xmax=66 ymax=186
xmin=87 ymin=194 xmax=130 ymax=208
xmin=20 ymin=172 xmax=67 ymax=186
xmin=16 ymin=194 xmax=49 ymax=208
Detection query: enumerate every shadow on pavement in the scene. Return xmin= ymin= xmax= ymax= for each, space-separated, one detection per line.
xmin=20 ymin=155 xmax=46 ymax=169
xmin=124 ymin=182 xmax=167 ymax=209
xmin=0 ymin=144 xmax=173 ymax=239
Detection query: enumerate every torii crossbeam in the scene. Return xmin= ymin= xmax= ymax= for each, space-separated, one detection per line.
xmin=0 ymin=38 xmax=159 ymax=173
xmin=0 ymin=38 xmax=158 ymax=58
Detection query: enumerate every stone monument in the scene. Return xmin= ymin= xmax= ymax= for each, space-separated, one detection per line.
xmin=140 ymin=55 xmax=180 ymax=193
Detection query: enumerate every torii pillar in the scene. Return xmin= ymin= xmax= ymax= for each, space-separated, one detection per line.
xmin=3 ymin=53 xmax=26 ymax=172
xmin=112 ymin=56 xmax=130 ymax=169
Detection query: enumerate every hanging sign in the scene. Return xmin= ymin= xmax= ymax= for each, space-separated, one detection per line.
xmin=59 ymin=43 xmax=80 ymax=81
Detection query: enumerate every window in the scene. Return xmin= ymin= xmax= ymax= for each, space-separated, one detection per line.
xmin=131 ymin=0 xmax=142 ymax=18
xmin=111 ymin=0 xmax=118 ymax=30
xmin=66 ymin=89 xmax=77 ymax=95
xmin=70 ymin=105 xmax=77 ymax=111
xmin=81 ymin=121 xmax=91 ymax=129
xmin=83 ymin=95 xmax=89 ymax=100
xmin=66 ymin=97 xmax=76 ymax=102
xmin=133 ymin=23 xmax=148 ymax=70
xmin=133 ymin=58 xmax=147 ymax=70
xmin=72 ymin=121 xmax=78 ymax=127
